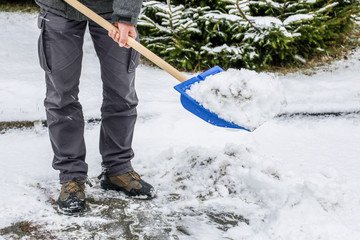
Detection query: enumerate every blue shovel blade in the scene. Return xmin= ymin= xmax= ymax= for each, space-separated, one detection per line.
xmin=174 ymin=66 xmax=251 ymax=131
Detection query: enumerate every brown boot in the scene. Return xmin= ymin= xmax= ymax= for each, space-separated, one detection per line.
xmin=58 ymin=181 xmax=86 ymax=214
xmin=100 ymin=171 xmax=155 ymax=199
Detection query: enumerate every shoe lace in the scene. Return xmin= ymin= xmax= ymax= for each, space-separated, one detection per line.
xmin=65 ymin=181 xmax=83 ymax=194
xmin=129 ymin=171 xmax=141 ymax=181
xmin=97 ymin=168 xmax=107 ymax=180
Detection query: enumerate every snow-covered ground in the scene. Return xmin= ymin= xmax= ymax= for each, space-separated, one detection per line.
xmin=0 ymin=12 xmax=360 ymax=240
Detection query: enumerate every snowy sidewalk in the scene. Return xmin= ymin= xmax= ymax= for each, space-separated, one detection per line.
xmin=1 ymin=12 xmax=360 ymax=240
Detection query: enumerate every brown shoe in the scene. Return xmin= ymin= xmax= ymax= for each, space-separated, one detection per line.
xmin=100 ymin=171 xmax=155 ymax=199
xmin=58 ymin=181 xmax=86 ymax=214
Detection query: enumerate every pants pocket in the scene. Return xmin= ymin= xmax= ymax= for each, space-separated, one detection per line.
xmin=128 ymin=48 xmax=140 ymax=73
xmin=37 ymin=9 xmax=51 ymax=73
xmin=128 ymin=35 xmax=140 ymax=73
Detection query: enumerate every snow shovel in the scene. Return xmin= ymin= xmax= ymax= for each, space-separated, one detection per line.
xmin=64 ymin=0 xmax=248 ymax=131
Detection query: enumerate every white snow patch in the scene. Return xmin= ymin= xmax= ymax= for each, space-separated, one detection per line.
xmin=201 ymin=44 xmax=242 ymax=55
xmin=283 ymin=14 xmax=314 ymax=25
xmin=317 ymin=2 xmax=339 ymax=13
xmin=249 ymin=16 xmax=283 ymax=28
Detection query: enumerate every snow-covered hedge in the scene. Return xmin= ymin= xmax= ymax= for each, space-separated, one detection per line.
xmin=138 ymin=0 xmax=360 ymax=71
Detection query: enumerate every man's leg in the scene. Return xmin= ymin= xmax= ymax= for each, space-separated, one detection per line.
xmin=38 ymin=9 xmax=88 ymax=183
xmin=88 ymin=20 xmax=155 ymax=199
xmin=88 ymin=20 xmax=139 ymax=176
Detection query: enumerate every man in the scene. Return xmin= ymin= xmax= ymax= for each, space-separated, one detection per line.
xmin=35 ymin=0 xmax=154 ymax=214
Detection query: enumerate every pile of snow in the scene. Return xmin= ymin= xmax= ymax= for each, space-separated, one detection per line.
xmin=145 ymin=143 xmax=354 ymax=239
xmin=186 ymin=69 xmax=287 ymax=130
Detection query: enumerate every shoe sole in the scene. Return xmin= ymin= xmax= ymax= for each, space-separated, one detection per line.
xmin=57 ymin=199 xmax=87 ymax=215
xmin=57 ymin=205 xmax=87 ymax=215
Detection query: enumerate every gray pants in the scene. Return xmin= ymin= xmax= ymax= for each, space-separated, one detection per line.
xmin=37 ymin=9 xmax=140 ymax=183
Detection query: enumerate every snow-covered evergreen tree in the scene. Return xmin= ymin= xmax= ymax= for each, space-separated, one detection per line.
xmin=138 ymin=0 xmax=360 ymax=71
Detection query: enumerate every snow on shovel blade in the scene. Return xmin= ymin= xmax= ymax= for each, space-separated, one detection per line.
xmin=174 ymin=66 xmax=251 ymax=131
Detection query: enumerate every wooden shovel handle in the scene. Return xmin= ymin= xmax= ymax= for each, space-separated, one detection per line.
xmin=63 ymin=0 xmax=188 ymax=83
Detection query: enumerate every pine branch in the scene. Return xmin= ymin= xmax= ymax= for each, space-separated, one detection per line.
xmin=280 ymin=0 xmax=288 ymax=21
xmin=225 ymin=0 xmax=261 ymax=33
xmin=167 ymin=0 xmax=174 ymax=34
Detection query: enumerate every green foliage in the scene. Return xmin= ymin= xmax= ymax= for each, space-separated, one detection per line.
xmin=138 ymin=0 xmax=360 ymax=71
xmin=1 ymin=0 xmax=35 ymax=3
xmin=0 ymin=0 xmax=38 ymax=13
